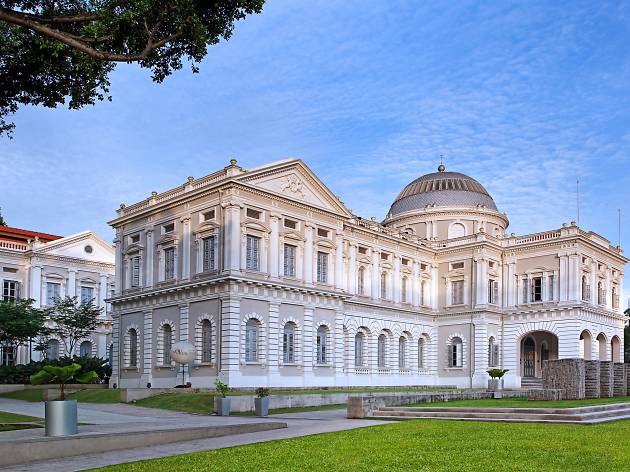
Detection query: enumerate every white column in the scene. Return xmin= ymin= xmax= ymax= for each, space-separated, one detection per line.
xmin=412 ymin=261 xmax=420 ymax=306
xmin=30 ymin=265 xmax=42 ymax=308
xmin=145 ymin=229 xmax=154 ymax=287
xmin=303 ymin=307 xmax=314 ymax=376
xmin=605 ymin=267 xmax=613 ymax=309
xmin=304 ymin=225 xmax=314 ymax=284
xmin=114 ymin=232 xmax=123 ymax=294
xmin=472 ymin=318 xmax=488 ymax=387
xmin=269 ymin=215 xmax=280 ymax=278
xmin=181 ymin=217 xmax=191 ymax=280
xmin=559 ymin=254 xmax=569 ymax=302
xmin=219 ymin=295 xmax=241 ymax=384
xmin=371 ymin=250 xmax=380 ymax=299
xmin=99 ymin=274 xmax=108 ymax=310
xmin=568 ymin=254 xmax=579 ymax=301
xmin=268 ymin=302 xmax=279 ymax=378
xmin=68 ymin=269 xmax=76 ymax=299
xmin=432 ymin=220 xmax=437 ymax=239
xmin=425 ymin=222 xmax=431 ymax=240
xmin=348 ymin=243 xmax=357 ymax=294
xmin=431 ymin=264 xmax=439 ymax=309
xmin=393 ymin=257 xmax=401 ymax=303
xmin=109 ymin=313 xmax=120 ymax=388
xmin=223 ymin=203 xmax=241 ymax=272
xmin=335 ymin=234 xmax=344 ymax=290
xmin=508 ymin=263 xmax=516 ymax=306
xmin=477 ymin=258 xmax=488 ymax=305
xmin=590 ymin=261 xmax=597 ymax=304
xmin=142 ymin=309 xmax=153 ymax=387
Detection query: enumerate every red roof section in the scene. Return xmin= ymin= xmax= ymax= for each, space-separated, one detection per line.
xmin=0 ymin=226 xmax=63 ymax=244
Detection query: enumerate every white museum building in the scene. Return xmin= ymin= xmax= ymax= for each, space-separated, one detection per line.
xmin=108 ymin=159 xmax=627 ymax=389
xmin=0 ymin=226 xmax=115 ymax=365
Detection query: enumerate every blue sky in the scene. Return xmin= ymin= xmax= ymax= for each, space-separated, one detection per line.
xmin=1 ymin=1 xmax=629 ymax=279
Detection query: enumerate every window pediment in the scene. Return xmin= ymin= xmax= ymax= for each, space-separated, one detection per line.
xmin=281 ymin=230 xmax=304 ymax=242
xmin=241 ymin=221 xmax=270 ymax=233
xmin=194 ymin=221 xmax=220 ymax=237
xmin=315 ymin=238 xmax=334 ymax=249
xmin=157 ymin=234 xmax=178 ymax=247
xmin=123 ymin=243 xmax=144 ymax=255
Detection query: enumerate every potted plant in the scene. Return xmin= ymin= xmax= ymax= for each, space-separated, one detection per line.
xmin=214 ymin=379 xmax=231 ymax=416
xmin=255 ymin=387 xmax=270 ymax=417
xmin=30 ymin=363 xmax=98 ymax=437
xmin=487 ymin=368 xmax=509 ymax=392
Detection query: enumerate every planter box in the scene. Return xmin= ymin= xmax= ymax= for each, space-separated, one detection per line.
xmin=215 ymin=397 xmax=231 ymax=416
xmin=45 ymin=400 xmax=78 ymax=437
xmin=487 ymin=379 xmax=500 ymax=392
xmin=255 ymin=397 xmax=269 ymax=417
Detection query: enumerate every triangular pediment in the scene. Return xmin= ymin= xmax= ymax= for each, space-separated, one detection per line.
xmin=236 ymin=159 xmax=352 ymax=216
xmin=34 ymin=231 xmax=115 ymax=264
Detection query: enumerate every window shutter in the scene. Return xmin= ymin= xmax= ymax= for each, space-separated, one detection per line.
xmin=447 ymin=345 xmax=454 ymax=367
xmin=493 ymin=281 xmax=499 ymax=304
xmin=493 ymin=344 xmax=500 ymax=366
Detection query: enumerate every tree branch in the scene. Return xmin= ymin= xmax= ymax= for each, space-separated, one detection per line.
xmin=0 ymin=7 xmax=182 ymax=62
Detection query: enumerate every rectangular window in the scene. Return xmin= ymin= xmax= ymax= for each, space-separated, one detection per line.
xmin=488 ymin=279 xmax=499 ymax=304
xmin=284 ymin=219 xmax=297 ymax=230
xmin=163 ymin=222 xmax=175 ymax=234
xmin=358 ymin=246 xmax=367 ymax=255
xmin=131 ymin=256 xmax=141 ymax=287
xmin=317 ymin=228 xmax=329 ymax=238
xmin=246 ymin=208 xmax=262 ymax=220
xmin=130 ymin=234 xmax=140 ymax=244
xmin=380 ymin=252 xmax=389 ymax=261
xmin=202 ymin=236 xmax=216 ymax=271
xmin=202 ymin=209 xmax=215 ymax=221
xmin=548 ymin=275 xmax=554 ymax=301
xmin=80 ymin=286 xmax=94 ymax=304
xmin=317 ymin=330 xmax=327 ymax=364
xmin=46 ymin=282 xmax=60 ymax=305
xmin=283 ymin=244 xmax=296 ymax=277
xmin=451 ymin=262 xmax=464 ymax=270
xmin=2 ymin=280 xmax=19 ymax=302
xmin=164 ymin=247 xmax=175 ymax=280
xmin=451 ymin=280 xmax=464 ymax=305
xmin=401 ymin=258 xmax=410 ymax=266
xmin=316 ymin=251 xmax=328 ymax=283
xmin=531 ymin=277 xmax=542 ymax=302
xmin=246 ymin=235 xmax=261 ymax=271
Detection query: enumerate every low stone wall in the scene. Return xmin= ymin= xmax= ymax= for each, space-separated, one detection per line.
xmin=347 ymin=390 xmax=527 ymax=418
xmin=613 ymin=363 xmax=627 ymax=397
xmin=600 ymin=362 xmax=614 ymax=398
xmin=0 ymin=384 xmax=107 ymax=394
xmin=542 ymin=358 xmax=585 ymax=400
xmin=584 ymin=360 xmax=601 ymax=399
xmin=527 ymin=389 xmax=564 ymax=401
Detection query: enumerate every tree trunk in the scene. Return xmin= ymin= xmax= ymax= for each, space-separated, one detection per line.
xmin=59 ymin=383 xmax=65 ymax=401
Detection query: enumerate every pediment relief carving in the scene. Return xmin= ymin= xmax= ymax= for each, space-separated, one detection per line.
xmin=123 ymin=243 xmax=144 ymax=255
xmin=281 ymin=230 xmax=305 ymax=242
xmin=241 ymin=221 xmax=271 ymax=233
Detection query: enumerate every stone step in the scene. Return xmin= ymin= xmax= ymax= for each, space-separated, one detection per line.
xmin=378 ymin=402 xmax=630 ymax=415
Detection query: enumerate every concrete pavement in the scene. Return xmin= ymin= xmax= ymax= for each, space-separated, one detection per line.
xmin=0 ymin=398 xmax=391 ymax=471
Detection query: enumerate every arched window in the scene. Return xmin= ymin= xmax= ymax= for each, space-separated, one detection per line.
xmin=380 ymin=272 xmax=387 ymax=299
xmin=283 ymin=322 xmax=296 ymax=363
xmin=354 ymin=332 xmax=365 ymax=367
xmin=596 ymin=333 xmax=607 ymax=360
xmin=418 ymin=337 xmax=425 ymax=369
xmin=488 ymin=337 xmax=498 ymax=367
xmin=579 ymin=330 xmax=592 ymax=360
xmin=79 ymin=340 xmax=92 ymax=357
xmin=448 ymin=337 xmax=463 ymax=367
xmin=357 ymin=267 xmax=365 ymax=295
xmin=245 ymin=319 xmax=259 ymax=362
xmin=401 ymin=276 xmax=408 ymax=303
xmin=611 ymin=336 xmax=621 ymax=362
xmin=448 ymin=223 xmax=466 ymax=239
xmin=46 ymin=339 xmax=59 ymax=359
xmin=128 ymin=329 xmax=138 ymax=367
xmin=161 ymin=324 xmax=173 ymax=365
xmin=398 ymin=336 xmax=407 ymax=368
xmin=316 ymin=325 xmax=328 ymax=364
xmin=201 ymin=319 xmax=212 ymax=363
xmin=377 ymin=334 xmax=387 ymax=368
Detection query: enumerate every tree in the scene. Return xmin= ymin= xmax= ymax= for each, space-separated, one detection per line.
xmin=31 ymin=363 xmax=98 ymax=400
xmin=0 ymin=207 xmax=6 ymax=226
xmin=44 ymin=296 xmax=102 ymax=357
xmin=0 ymin=299 xmax=47 ymax=365
xmin=0 ymin=0 xmax=265 ymax=137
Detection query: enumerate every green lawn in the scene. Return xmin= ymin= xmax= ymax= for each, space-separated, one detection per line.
xmin=95 ymin=418 xmax=630 ymax=471
xmin=0 ymin=388 xmax=120 ymax=403
xmin=0 ymin=410 xmax=43 ymax=432
xmin=411 ymin=396 xmax=630 ymax=409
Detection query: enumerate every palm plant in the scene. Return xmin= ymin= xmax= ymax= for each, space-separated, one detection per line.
xmin=30 ymin=363 xmax=98 ymax=400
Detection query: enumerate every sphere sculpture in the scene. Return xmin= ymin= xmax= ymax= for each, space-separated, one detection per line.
xmin=170 ymin=341 xmax=195 ymax=364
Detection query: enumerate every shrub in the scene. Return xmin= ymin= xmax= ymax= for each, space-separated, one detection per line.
xmin=255 ymin=387 xmax=269 ymax=398
xmin=487 ymin=368 xmax=509 ymax=379
xmin=214 ymin=380 xmax=230 ymax=398
xmin=0 ymin=356 xmax=111 ymax=384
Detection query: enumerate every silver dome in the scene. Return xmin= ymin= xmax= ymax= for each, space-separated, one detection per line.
xmin=387 ymin=166 xmax=498 ymax=217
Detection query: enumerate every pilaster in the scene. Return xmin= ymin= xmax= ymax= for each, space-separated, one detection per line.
xmin=219 ymin=294 xmax=241 ymax=383
xmin=334 ymin=311 xmax=345 ymax=376
xmin=142 ymin=309 xmax=153 ymax=386
xmin=145 ymin=229 xmax=154 ymax=287
xmin=67 ymin=269 xmax=77 ymax=298
xmin=348 ymin=243 xmax=357 ymax=294
xmin=304 ymin=224 xmax=314 ymax=284
xmin=335 ymin=233 xmax=344 ymax=291
xmin=303 ymin=306 xmax=314 ymax=375
xmin=181 ymin=217 xmax=191 ymax=280
xmin=268 ymin=302 xmax=279 ymax=376
xmin=269 ymin=214 xmax=280 ymax=278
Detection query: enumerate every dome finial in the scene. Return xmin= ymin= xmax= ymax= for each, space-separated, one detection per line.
xmin=437 ymin=155 xmax=445 ymax=172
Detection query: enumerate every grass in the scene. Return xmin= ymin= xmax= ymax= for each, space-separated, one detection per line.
xmin=232 ymin=403 xmax=346 ymax=416
xmin=0 ymin=388 xmax=120 ymax=403
xmin=95 ymin=418 xmax=630 ymax=471
xmin=411 ymin=396 xmax=630 ymax=409
xmin=0 ymin=410 xmax=43 ymax=432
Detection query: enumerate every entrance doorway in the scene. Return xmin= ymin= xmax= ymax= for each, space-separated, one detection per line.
xmin=523 ymin=337 xmax=535 ymax=378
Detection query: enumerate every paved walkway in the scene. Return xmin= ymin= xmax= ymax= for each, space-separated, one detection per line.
xmin=0 ymin=398 xmax=391 ymax=471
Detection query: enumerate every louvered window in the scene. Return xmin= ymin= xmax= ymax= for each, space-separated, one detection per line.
xmin=2 ymin=280 xmax=19 ymax=302
xmin=451 ymin=280 xmax=464 ymax=305
xmin=316 ymin=251 xmax=328 ymax=283
xmin=283 ymin=323 xmax=295 ymax=363
xmin=398 ymin=337 xmax=406 ymax=368
xmin=377 ymin=334 xmax=387 ymax=368
xmin=354 ymin=333 xmax=364 ymax=367
xmin=129 ymin=329 xmax=138 ymax=367
xmin=202 ymin=236 xmax=215 ymax=271
xmin=163 ymin=325 xmax=172 ymax=364
xmin=46 ymin=282 xmax=60 ymax=305
xmin=245 ymin=319 xmax=258 ymax=362
xmin=284 ymin=244 xmax=296 ymax=277
xmin=246 ymin=235 xmax=260 ymax=271
xmin=488 ymin=279 xmax=499 ymax=304
xmin=357 ymin=267 xmax=365 ymax=295
xmin=448 ymin=337 xmax=463 ymax=367
xmin=164 ymin=248 xmax=175 ymax=280
xmin=201 ymin=320 xmax=212 ymax=363
xmin=131 ymin=256 xmax=141 ymax=287
xmin=316 ymin=326 xmax=327 ymax=364
xmin=418 ymin=338 xmax=425 ymax=368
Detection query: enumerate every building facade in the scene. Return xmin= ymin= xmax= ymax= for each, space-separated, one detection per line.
xmin=0 ymin=226 xmax=115 ymax=365
xmin=108 ymin=159 xmax=627 ymax=389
